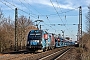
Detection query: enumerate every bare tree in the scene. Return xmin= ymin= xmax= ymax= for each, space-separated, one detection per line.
xmin=17 ymin=15 xmax=34 ymax=49
xmin=85 ymin=5 xmax=90 ymax=51
xmin=0 ymin=14 xmax=37 ymax=52
xmin=86 ymin=5 xmax=90 ymax=34
xmin=0 ymin=8 xmax=5 ymax=52
xmin=1 ymin=17 xmax=15 ymax=52
xmin=0 ymin=8 xmax=37 ymax=52
xmin=0 ymin=8 xmax=15 ymax=52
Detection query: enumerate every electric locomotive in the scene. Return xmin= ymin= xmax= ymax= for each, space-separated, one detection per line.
xmin=26 ymin=30 xmax=55 ymax=52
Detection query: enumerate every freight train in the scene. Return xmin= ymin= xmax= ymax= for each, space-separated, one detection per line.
xmin=26 ymin=30 xmax=74 ymax=52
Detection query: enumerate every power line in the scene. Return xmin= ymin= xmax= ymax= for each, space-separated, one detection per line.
xmin=0 ymin=0 xmax=56 ymax=33
xmin=0 ymin=0 xmax=14 ymax=10
xmin=55 ymin=0 xmax=67 ymax=23
xmin=21 ymin=0 xmax=78 ymax=17
xmin=23 ymin=0 xmax=42 ymax=15
xmin=2 ymin=0 xmax=78 ymax=17
xmin=1 ymin=0 xmax=79 ymax=38
xmin=3 ymin=0 xmax=78 ymax=18
xmin=1 ymin=0 xmax=37 ymax=19
xmin=23 ymin=0 xmax=53 ymax=24
xmin=18 ymin=0 xmax=37 ymax=16
xmin=36 ymin=7 xmax=78 ymax=16
xmin=56 ymin=0 xmax=63 ymax=13
xmin=50 ymin=0 xmax=64 ymax=23
xmin=50 ymin=0 xmax=76 ymax=38
xmin=43 ymin=22 xmax=57 ymax=33
xmin=24 ymin=0 xmax=53 ymax=24
xmin=22 ymin=0 xmax=53 ymax=26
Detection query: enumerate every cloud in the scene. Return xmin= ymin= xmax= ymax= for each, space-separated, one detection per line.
xmin=23 ymin=0 xmax=76 ymax=10
xmin=3 ymin=0 xmax=87 ymax=10
xmin=0 ymin=0 xmax=88 ymax=14
xmin=86 ymin=0 xmax=90 ymax=5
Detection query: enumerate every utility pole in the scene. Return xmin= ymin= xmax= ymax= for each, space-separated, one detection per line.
xmin=89 ymin=18 xmax=90 ymax=34
xmin=77 ymin=24 xmax=79 ymax=42
xmin=15 ymin=8 xmax=18 ymax=51
xmin=88 ymin=6 xmax=90 ymax=34
xmin=78 ymin=6 xmax=82 ymax=48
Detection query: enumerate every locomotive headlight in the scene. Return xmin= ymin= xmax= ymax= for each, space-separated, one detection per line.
xmin=35 ymin=40 xmax=39 ymax=42
xmin=37 ymin=40 xmax=39 ymax=42
xmin=27 ymin=41 xmax=29 ymax=44
xmin=41 ymin=41 xmax=42 ymax=44
xmin=75 ymin=43 xmax=77 ymax=44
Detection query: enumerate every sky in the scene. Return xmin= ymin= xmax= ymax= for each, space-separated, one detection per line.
xmin=0 ymin=0 xmax=90 ymax=41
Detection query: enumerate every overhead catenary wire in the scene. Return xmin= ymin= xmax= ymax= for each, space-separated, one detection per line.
xmin=3 ymin=0 xmax=79 ymax=18
xmin=1 ymin=0 xmax=55 ymax=33
xmin=43 ymin=22 xmax=57 ymax=32
xmin=2 ymin=0 xmax=79 ymax=17
xmin=0 ymin=0 xmax=79 ymax=39
xmin=55 ymin=0 xmax=63 ymax=13
xmin=0 ymin=0 xmax=14 ymax=10
xmin=23 ymin=0 xmax=42 ymax=15
xmin=18 ymin=0 xmax=37 ymax=16
xmin=50 ymin=0 xmax=76 ymax=37
xmin=1 ymin=0 xmax=37 ymax=19
xmin=23 ymin=0 xmax=79 ymax=37
xmin=50 ymin=0 xmax=65 ymax=23
xmin=56 ymin=0 xmax=67 ymax=24
xmin=22 ymin=0 xmax=78 ymax=17
xmin=23 ymin=0 xmax=53 ymax=25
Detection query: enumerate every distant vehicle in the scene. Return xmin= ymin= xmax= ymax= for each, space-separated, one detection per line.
xmin=26 ymin=30 xmax=55 ymax=52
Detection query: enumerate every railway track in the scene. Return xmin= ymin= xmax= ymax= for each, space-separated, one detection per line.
xmin=0 ymin=47 xmax=70 ymax=60
xmin=54 ymin=48 xmax=70 ymax=60
xmin=39 ymin=48 xmax=70 ymax=60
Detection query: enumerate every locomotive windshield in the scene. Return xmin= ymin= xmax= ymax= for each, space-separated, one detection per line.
xmin=28 ymin=30 xmax=42 ymax=40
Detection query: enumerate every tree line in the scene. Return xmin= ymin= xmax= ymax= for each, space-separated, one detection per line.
xmin=0 ymin=9 xmax=37 ymax=52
